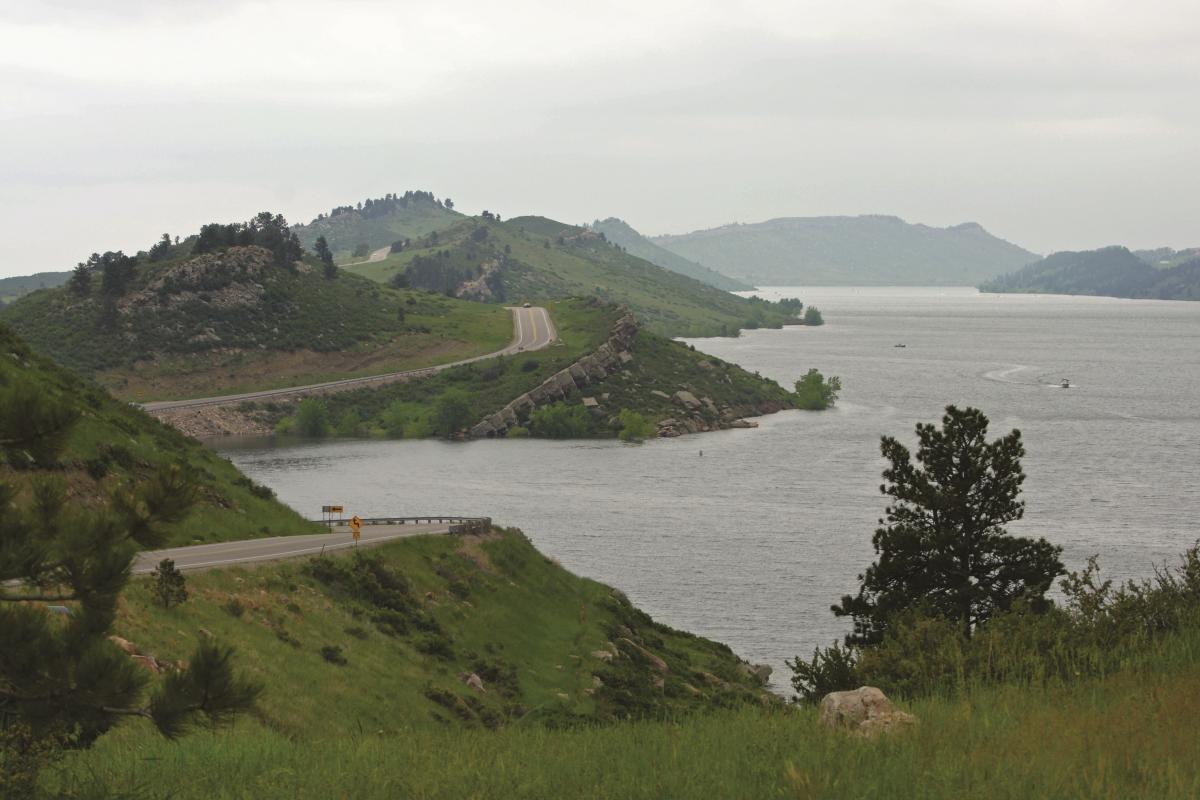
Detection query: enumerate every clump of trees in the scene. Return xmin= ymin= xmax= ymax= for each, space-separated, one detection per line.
xmin=803 ymin=306 xmax=824 ymax=325
xmin=530 ymin=402 xmax=592 ymax=438
xmin=794 ymin=368 xmax=841 ymax=410
xmin=192 ymin=211 xmax=303 ymax=269
xmin=0 ymin=386 xmax=260 ymax=780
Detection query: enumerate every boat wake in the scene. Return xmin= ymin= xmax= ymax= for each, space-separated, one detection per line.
xmin=982 ymin=364 xmax=1035 ymax=384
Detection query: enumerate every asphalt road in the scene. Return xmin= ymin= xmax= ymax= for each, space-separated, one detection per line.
xmin=142 ymin=305 xmax=556 ymax=411
xmin=133 ymin=523 xmax=449 ymax=573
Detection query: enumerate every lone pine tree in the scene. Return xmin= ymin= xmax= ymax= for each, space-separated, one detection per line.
xmin=833 ymin=405 xmax=1064 ymax=644
xmin=152 ymin=558 xmax=189 ymax=609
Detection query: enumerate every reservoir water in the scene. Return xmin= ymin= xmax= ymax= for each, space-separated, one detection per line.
xmin=218 ymin=287 xmax=1200 ymax=690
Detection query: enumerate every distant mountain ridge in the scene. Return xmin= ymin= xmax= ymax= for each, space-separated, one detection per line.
xmin=589 ymin=217 xmax=752 ymax=291
xmin=652 ymin=215 xmax=1038 ymax=286
xmin=981 ymin=246 xmax=1200 ymax=300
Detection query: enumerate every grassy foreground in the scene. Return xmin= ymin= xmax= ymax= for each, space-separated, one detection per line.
xmin=54 ymin=624 xmax=1200 ymax=798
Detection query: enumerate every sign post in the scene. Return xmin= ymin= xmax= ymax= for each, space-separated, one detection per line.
xmin=350 ymin=514 xmax=362 ymax=546
xmin=321 ymin=505 xmax=344 ymax=528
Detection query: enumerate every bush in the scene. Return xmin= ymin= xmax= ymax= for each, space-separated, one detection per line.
xmin=294 ymin=398 xmax=330 ymax=437
xmin=434 ymin=390 xmax=472 ymax=437
xmin=617 ymin=409 xmax=655 ymax=442
xmin=223 ymin=598 xmax=245 ymax=618
xmin=334 ymin=410 xmax=361 ymax=437
xmin=506 ymin=425 xmax=530 ymax=438
xmin=530 ymin=402 xmax=592 ymax=438
xmin=151 ymin=558 xmax=188 ymax=609
xmin=786 ymin=641 xmax=860 ymax=704
xmin=320 ymin=645 xmax=348 ymax=666
xmin=803 ymin=306 xmax=824 ymax=325
xmin=794 ymin=368 xmax=841 ymax=410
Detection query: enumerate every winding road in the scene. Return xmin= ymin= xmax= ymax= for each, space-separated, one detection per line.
xmin=133 ymin=522 xmax=452 ymax=574
xmin=142 ymin=305 xmax=556 ymax=412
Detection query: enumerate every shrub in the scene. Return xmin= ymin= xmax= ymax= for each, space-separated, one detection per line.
xmin=151 ymin=558 xmax=188 ymax=609
xmin=803 ymin=306 xmax=824 ymax=325
xmin=320 ymin=645 xmax=348 ymax=666
xmin=294 ymin=398 xmax=330 ymax=437
xmin=529 ymin=402 xmax=592 ymax=438
xmin=617 ymin=409 xmax=655 ymax=442
xmin=223 ymin=598 xmax=245 ymax=618
xmin=793 ymin=368 xmax=841 ymax=411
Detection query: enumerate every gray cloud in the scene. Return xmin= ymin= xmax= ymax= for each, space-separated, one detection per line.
xmin=2 ymin=0 xmax=1198 ymax=275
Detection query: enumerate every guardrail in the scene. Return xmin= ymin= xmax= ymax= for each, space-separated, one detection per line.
xmin=318 ymin=516 xmax=492 ymax=535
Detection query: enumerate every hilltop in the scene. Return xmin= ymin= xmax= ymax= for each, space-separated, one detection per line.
xmin=346 ymin=215 xmax=803 ymax=337
xmin=590 ymin=217 xmax=752 ymax=291
xmin=652 ymin=215 xmax=1038 ymax=286
xmin=981 ymin=245 xmax=1200 ymax=300
xmin=0 ymin=321 xmax=315 ymax=545
xmin=292 ymin=191 xmax=462 ymax=261
xmin=0 ymin=214 xmax=513 ymax=401
xmin=0 ymin=270 xmax=70 ymax=303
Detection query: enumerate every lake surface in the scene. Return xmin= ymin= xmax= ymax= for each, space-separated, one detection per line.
xmin=218 ymin=287 xmax=1200 ymax=690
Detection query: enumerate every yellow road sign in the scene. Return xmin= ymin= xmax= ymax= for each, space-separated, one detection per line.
xmin=350 ymin=515 xmax=362 ymax=541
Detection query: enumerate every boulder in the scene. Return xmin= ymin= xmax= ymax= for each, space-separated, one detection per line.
xmin=459 ymin=672 xmax=486 ymax=692
xmin=673 ymin=390 xmax=702 ymax=410
xmin=819 ymin=686 xmax=916 ymax=737
xmin=590 ymin=649 xmax=614 ymax=662
xmin=729 ymin=419 xmax=759 ymax=429
xmin=108 ymin=635 xmax=138 ymax=655
xmin=650 ymin=389 xmax=671 ymax=400
xmin=737 ymin=662 xmax=773 ymax=684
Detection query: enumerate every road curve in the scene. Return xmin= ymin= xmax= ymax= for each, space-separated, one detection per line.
xmin=133 ymin=523 xmax=449 ymax=574
xmin=142 ymin=305 xmax=556 ymax=412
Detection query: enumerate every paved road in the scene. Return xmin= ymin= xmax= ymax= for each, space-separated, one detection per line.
xmin=133 ymin=523 xmax=449 ymax=574
xmin=142 ymin=305 xmax=556 ymax=412
xmin=340 ymin=245 xmax=392 ymax=267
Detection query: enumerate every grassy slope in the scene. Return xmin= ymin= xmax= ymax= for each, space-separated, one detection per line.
xmin=52 ymin=530 xmax=768 ymax=754
xmin=654 ymin=215 xmax=1039 ymax=286
xmin=262 ymin=300 xmax=795 ymax=438
xmin=60 ymin=602 xmax=1200 ymax=797
xmin=1 ymin=248 xmax=512 ymax=401
xmin=591 ymin=217 xmax=754 ymax=291
xmin=263 ymin=298 xmax=616 ymax=436
xmin=0 ymin=323 xmax=317 ymax=545
xmin=293 ymin=198 xmax=463 ymax=260
xmin=347 ymin=216 xmax=797 ymax=338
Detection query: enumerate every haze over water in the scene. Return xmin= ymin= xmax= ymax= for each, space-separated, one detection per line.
xmin=221 ymin=287 xmax=1200 ymax=689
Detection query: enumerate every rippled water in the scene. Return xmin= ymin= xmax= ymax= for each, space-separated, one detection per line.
xmin=218 ymin=287 xmax=1200 ymax=690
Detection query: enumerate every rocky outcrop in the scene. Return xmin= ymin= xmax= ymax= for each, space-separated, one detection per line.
xmin=469 ymin=311 xmax=638 ymax=438
xmin=819 ymin=686 xmax=916 ymax=737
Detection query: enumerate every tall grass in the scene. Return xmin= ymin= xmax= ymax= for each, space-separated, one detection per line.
xmin=52 ymin=624 xmax=1200 ymax=799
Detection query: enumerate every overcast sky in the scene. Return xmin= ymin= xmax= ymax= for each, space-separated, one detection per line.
xmin=2 ymin=0 xmax=1198 ymax=275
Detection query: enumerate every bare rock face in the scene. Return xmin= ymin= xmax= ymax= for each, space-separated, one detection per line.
xmin=459 ymin=672 xmax=486 ymax=692
xmin=819 ymin=686 xmax=916 ymax=737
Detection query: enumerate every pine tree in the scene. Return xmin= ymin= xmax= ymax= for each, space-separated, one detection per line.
xmin=314 ymin=235 xmax=336 ymax=279
xmin=152 ymin=558 xmax=189 ymax=609
xmin=0 ymin=386 xmax=260 ymax=754
xmin=67 ymin=264 xmax=91 ymax=296
xmin=833 ymin=406 xmax=1063 ymax=644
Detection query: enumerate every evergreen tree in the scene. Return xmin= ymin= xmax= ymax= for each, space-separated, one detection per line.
xmin=833 ymin=406 xmax=1063 ymax=644
xmin=68 ymin=264 xmax=91 ymax=296
xmin=0 ymin=388 xmax=260 ymax=755
xmin=151 ymin=558 xmax=189 ymax=609
xmin=314 ymin=235 xmax=336 ymax=279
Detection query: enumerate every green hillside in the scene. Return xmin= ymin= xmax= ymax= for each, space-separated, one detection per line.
xmin=590 ymin=217 xmax=752 ymax=291
xmin=0 ymin=270 xmax=70 ymax=303
xmin=347 ymin=215 xmax=802 ymax=337
xmin=653 ymin=215 xmax=1038 ymax=286
xmin=1 ymin=223 xmax=512 ymax=401
xmin=57 ymin=530 xmax=770 ymax=743
xmin=0 ymin=322 xmax=316 ymax=545
xmin=981 ymin=246 xmax=1200 ymax=300
xmin=1136 ymin=246 xmax=1200 ymax=269
xmin=261 ymin=300 xmax=796 ymax=440
xmin=292 ymin=191 xmax=463 ymax=260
